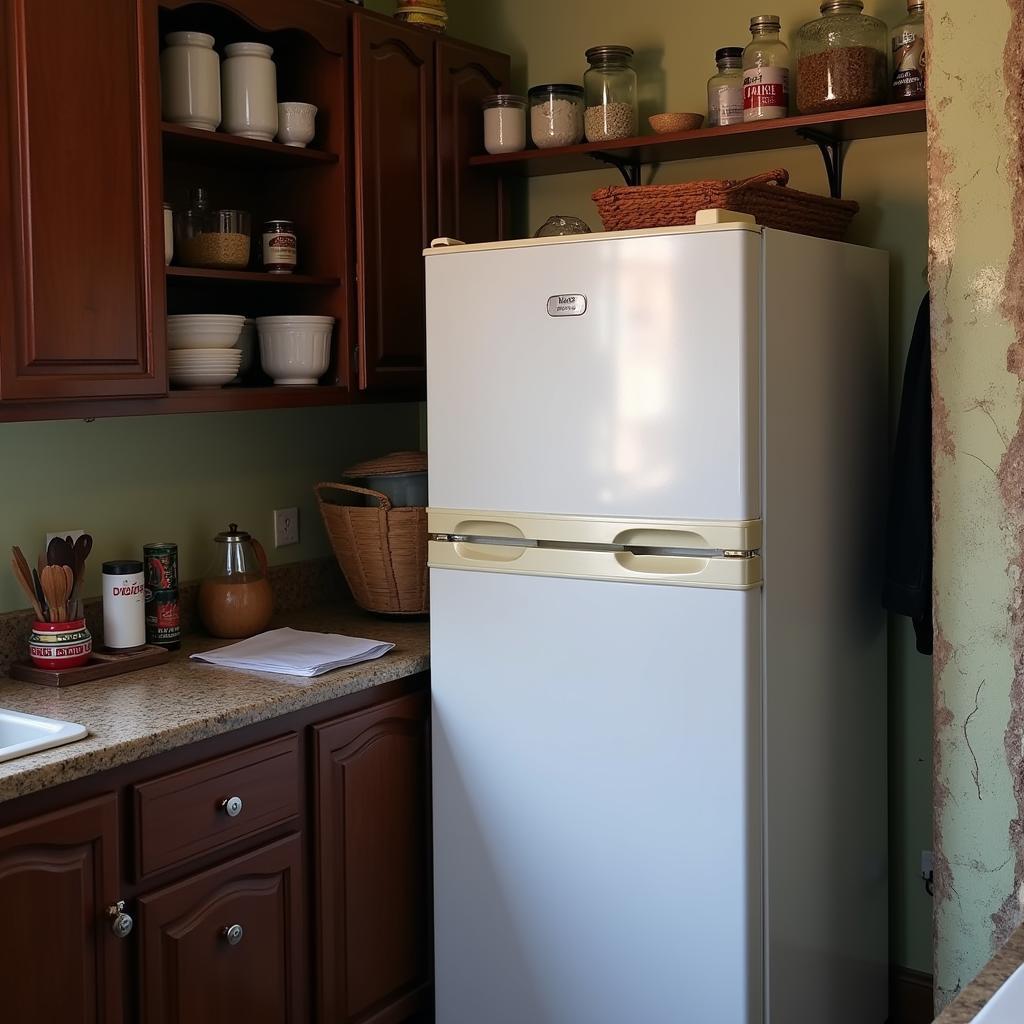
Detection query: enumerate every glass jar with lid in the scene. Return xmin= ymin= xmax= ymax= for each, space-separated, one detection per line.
xmin=482 ymin=94 xmax=527 ymax=154
xmin=583 ymin=45 xmax=638 ymax=142
xmin=707 ymin=47 xmax=745 ymax=127
xmin=529 ymin=85 xmax=584 ymax=148
xmin=795 ymin=1 xmax=888 ymax=114
xmin=742 ymin=16 xmax=790 ymax=121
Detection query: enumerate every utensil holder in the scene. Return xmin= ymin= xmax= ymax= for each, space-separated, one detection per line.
xmin=29 ymin=619 xmax=92 ymax=670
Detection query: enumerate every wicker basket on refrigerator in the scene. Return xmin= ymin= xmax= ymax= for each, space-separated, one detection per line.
xmin=591 ymin=168 xmax=859 ymax=241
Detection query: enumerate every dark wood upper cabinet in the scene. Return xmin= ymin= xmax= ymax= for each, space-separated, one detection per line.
xmin=353 ymin=15 xmax=436 ymax=393
xmin=0 ymin=794 xmax=123 ymax=1023
xmin=137 ymin=834 xmax=307 ymax=1024
xmin=0 ymin=0 xmax=164 ymax=401
xmin=314 ymin=690 xmax=432 ymax=1023
xmin=436 ymin=38 xmax=510 ymax=243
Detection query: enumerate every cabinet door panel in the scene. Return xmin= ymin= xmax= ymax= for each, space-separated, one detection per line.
xmin=138 ymin=834 xmax=306 ymax=1024
xmin=0 ymin=794 xmax=122 ymax=1023
xmin=0 ymin=0 xmax=164 ymax=400
xmin=353 ymin=16 xmax=435 ymax=393
xmin=315 ymin=691 xmax=431 ymax=1023
xmin=436 ymin=39 xmax=509 ymax=243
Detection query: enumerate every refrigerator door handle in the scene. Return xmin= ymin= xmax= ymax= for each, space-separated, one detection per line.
xmin=429 ymin=539 xmax=762 ymax=589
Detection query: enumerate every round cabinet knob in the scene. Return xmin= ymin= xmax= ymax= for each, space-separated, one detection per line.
xmin=221 ymin=795 xmax=243 ymax=817
xmin=107 ymin=901 xmax=134 ymax=939
xmin=223 ymin=923 xmax=244 ymax=946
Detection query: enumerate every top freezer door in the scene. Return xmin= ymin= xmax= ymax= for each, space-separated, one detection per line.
xmin=426 ymin=227 xmax=762 ymax=523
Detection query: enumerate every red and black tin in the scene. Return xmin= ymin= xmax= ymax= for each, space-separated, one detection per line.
xmin=144 ymin=542 xmax=181 ymax=649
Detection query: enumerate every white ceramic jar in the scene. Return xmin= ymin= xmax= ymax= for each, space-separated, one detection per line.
xmin=222 ymin=42 xmax=278 ymax=141
xmin=160 ymin=31 xmax=221 ymax=131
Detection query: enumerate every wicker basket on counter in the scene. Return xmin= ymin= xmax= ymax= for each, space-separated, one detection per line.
xmin=315 ymin=481 xmax=428 ymax=616
xmin=591 ymin=168 xmax=859 ymax=241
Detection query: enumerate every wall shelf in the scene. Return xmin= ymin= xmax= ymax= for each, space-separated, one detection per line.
xmin=166 ymin=267 xmax=341 ymax=287
xmin=468 ymin=100 xmax=926 ymax=196
xmin=161 ymin=123 xmax=338 ymax=166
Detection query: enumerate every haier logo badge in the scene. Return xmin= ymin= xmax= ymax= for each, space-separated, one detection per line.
xmin=546 ymin=294 xmax=587 ymax=317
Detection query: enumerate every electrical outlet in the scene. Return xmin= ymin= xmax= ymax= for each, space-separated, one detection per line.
xmin=273 ymin=507 xmax=299 ymax=548
xmin=45 ymin=529 xmax=85 ymax=547
xmin=921 ymin=850 xmax=934 ymax=875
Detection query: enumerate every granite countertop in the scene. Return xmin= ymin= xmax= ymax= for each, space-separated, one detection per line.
xmin=0 ymin=602 xmax=429 ymax=804
xmin=935 ymin=923 xmax=1024 ymax=1022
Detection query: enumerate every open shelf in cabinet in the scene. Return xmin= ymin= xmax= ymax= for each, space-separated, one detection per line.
xmin=162 ymin=123 xmax=338 ymax=166
xmin=157 ymin=1 xmax=356 ymax=410
xmin=167 ymin=267 xmax=340 ymax=286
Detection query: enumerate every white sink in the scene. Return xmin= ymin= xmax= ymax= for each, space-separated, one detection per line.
xmin=0 ymin=708 xmax=88 ymax=764
xmin=975 ymin=962 xmax=1024 ymax=1022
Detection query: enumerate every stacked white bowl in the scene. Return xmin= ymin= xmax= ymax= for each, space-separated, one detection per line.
xmin=256 ymin=315 xmax=335 ymax=385
xmin=167 ymin=314 xmax=245 ymax=388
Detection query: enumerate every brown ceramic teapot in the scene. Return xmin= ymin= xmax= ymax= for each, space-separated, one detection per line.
xmin=198 ymin=524 xmax=273 ymax=639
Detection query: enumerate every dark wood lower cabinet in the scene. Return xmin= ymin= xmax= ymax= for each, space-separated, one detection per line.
xmin=0 ymin=794 xmax=123 ymax=1023
xmin=138 ymin=834 xmax=307 ymax=1024
xmin=0 ymin=674 xmax=430 ymax=1024
xmin=316 ymin=691 xmax=433 ymax=1023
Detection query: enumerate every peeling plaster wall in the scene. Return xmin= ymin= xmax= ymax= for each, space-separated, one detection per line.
xmin=929 ymin=0 xmax=1022 ymax=1008
xmin=449 ymin=0 xmax=934 ymax=976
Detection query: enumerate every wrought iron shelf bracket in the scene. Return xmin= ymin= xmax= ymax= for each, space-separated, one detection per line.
xmin=796 ymin=127 xmax=845 ymax=199
xmin=589 ymin=151 xmax=642 ymax=186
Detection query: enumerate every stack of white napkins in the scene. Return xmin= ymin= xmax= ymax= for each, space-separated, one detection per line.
xmin=191 ymin=627 xmax=395 ymax=678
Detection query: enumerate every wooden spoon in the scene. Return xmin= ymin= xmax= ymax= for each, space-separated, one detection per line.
xmin=41 ymin=564 xmax=70 ymax=623
xmin=9 ymin=550 xmax=43 ymax=620
xmin=61 ymin=564 xmax=75 ymax=621
xmin=69 ymin=533 xmax=93 ymax=619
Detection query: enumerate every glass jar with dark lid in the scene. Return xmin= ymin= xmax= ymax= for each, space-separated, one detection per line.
xmin=707 ymin=47 xmax=745 ymax=126
xmin=795 ymin=0 xmax=888 ymax=114
xmin=528 ymin=84 xmax=584 ymax=148
xmin=583 ymin=45 xmax=637 ymax=142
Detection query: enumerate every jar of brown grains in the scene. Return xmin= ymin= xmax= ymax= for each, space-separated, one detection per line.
xmin=794 ymin=0 xmax=888 ymax=115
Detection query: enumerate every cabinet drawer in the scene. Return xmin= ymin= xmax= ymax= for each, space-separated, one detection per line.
xmin=134 ymin=734 xmax=300 ymax=880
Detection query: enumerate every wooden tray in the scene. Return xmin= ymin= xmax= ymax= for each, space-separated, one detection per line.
xmin=9 ymin=645 xmax=171 ymax=688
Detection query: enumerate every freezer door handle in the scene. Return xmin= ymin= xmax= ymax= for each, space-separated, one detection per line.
xmin=429 ymin=540 xmax=762 ymax=590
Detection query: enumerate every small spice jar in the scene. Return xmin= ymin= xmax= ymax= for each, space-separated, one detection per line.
xmin=707 ymin=47 xmax=745 ymax=127
xmin=583 ymin=45 xmax=638 ymax=142
xmin=102 ymin=560 xmax=146 ymax=651
xmin=891 ymin=0 xmax=926 ymax=101
xmin=263 ymin=219 xmax=298 ymax=274
xmin=795 ymin=1 xmax=888 ymax=115
xmin=482 ymin=94 xmax=527 ymax=154
xmin=529 ymin=85 xmax=584 ymax=149
xmin=742 ymin=16 xmax=790 ymax=122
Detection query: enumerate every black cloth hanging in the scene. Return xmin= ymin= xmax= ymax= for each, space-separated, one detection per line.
xmin=883 ymin=293 xmax=932 ymax=654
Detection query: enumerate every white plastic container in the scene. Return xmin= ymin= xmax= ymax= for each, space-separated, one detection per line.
xmin=102 ymin=560 xmax=146 ymax=651
xmin=222 ymin=42 xmax=278 ymax=141
xmin=256 ymin=315 xmax=334 ymax=385
xmin=160 ymin=31 xmax=221 ymax=131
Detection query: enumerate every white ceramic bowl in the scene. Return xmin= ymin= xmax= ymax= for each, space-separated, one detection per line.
xmin=276 ymin=102 xmax=317 ymax=148
xmin=256 ymin=315 xmax=334 ymax=385
xmin=167 ymin=314 xmax=245 ymax=350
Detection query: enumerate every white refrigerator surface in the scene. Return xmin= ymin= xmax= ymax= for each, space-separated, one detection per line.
xmin=426 ymin=226 xmax=761 ymax=523
xmin=426 ymin=224 xmax=889 ymax=1024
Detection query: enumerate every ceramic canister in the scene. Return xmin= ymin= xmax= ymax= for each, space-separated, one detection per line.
xmin=160 ymin=31 xmax=221 ymax=131
xmin=222 ymin=42 xmax=278 ymax=141
xmin=102 ymin=560 xmax=146 ymax=650
xmin=29 ymin=620 xmax=92 ymax=671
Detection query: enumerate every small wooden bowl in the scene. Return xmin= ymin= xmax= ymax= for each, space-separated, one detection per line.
xmin=648 ymin=112 xmax=705 ymax=134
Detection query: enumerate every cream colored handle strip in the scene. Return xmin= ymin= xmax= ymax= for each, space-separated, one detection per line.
xmin=429 ymin=541 xmax=762 ymax=590
xmin=428 ymin=509 xmax=762 ymax=552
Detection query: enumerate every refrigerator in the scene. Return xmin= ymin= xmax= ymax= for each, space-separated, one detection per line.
xmin=425 ymin=222 xmax=889 ymax=1024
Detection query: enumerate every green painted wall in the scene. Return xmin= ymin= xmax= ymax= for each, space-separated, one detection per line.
xmin=446 ymin=0 xmax=934 ymax=973
xmin=0 ymin=404 xmax=420 ymax=612
xmin=927 ymin=0 xmax=1023 ymax=1008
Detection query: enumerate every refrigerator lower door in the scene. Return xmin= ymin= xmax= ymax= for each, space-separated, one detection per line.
xmin=431 ymin=567 xmax=763 ymax=1024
